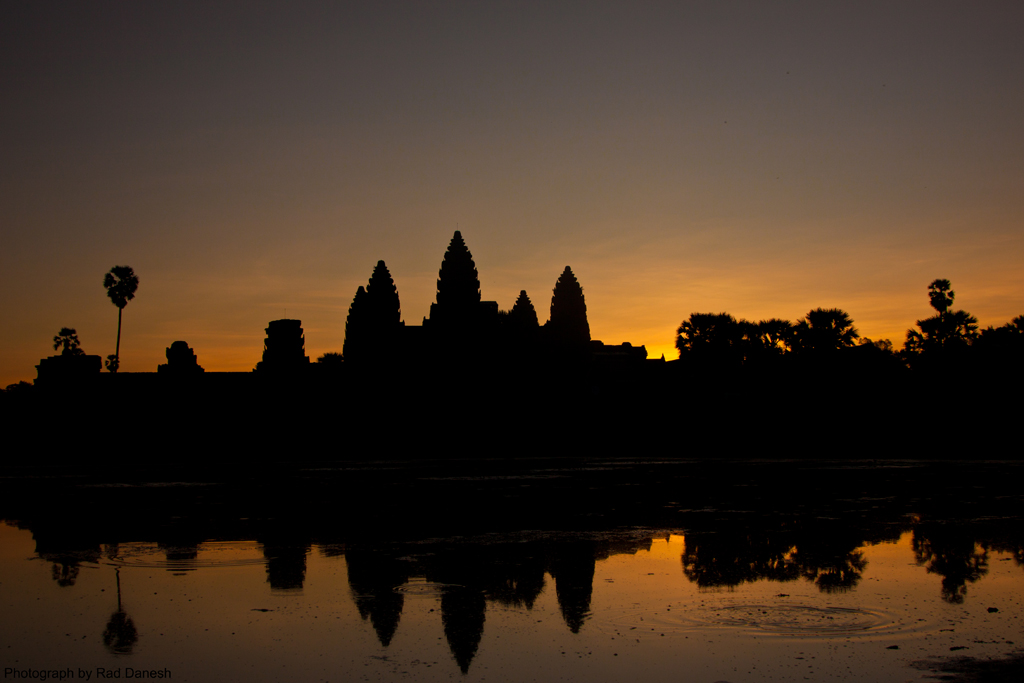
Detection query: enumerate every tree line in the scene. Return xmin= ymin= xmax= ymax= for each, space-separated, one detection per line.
xmin=675 ymin=278 xmax=1023 ymax=371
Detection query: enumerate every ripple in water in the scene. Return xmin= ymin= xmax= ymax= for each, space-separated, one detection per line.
xmin=604 ymin=602 xmax=916 ymax=639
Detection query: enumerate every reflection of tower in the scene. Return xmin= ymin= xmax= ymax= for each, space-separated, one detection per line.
xmin=103 ymin=568 xmax=138 ymax=655
xmin=262 ymin=542 xmax=310 ymax=591
xmin=345 ymin=548 xmax=410 ymax=647
xmin=441 ymin=587 xmax=486 ymax=674
xmin=427 ymin=548 xmax=488 ymax=673
xmin=158 ymin=541 xmax=200 ymax=572
xmin=484 ymin=552 xmax=546 ymax=610
xmin=549 ymin=543 xmax=596 ymax=634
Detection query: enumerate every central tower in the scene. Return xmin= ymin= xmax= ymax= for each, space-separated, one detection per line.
xmin=427 ymin=231 xmax=498 ymax=329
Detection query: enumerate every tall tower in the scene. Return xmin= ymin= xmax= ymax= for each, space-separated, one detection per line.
xmin=344 ymin=260 xmax=403 ymax=363
xmin=428 ymin=231 xmax=482 ymax=325
xmin=547 ymin=266 xmax=591 ymax=347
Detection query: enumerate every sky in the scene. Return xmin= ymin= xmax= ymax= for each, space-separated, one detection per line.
xmin=2 ymin=1 xmax=1022 ymax=386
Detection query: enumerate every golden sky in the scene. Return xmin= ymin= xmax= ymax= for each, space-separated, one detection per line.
xmin=2 ymin=1 xmax=1022 ymax=386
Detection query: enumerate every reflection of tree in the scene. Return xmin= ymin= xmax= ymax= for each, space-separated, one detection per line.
xmin=913 ymin=526 xmax=988 ymax=604
xmin=103 ymin=569 xmax=138 ymax=655
xmin=681 ymin=531 xmax=799 ymax=589
xmin=793 ymin=547 xmax=867 ymax=594
xmin=51 ymin=562 xmax=81 ymax=587
xmin=35 ymin=534 xmax=101 ymax=588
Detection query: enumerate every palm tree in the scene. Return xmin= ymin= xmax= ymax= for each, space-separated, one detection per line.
xmin=904 ymin=279 xmax=978 ymax=355
xmin=52 ymin=327 xmax=84 ymax=356
xmin=103 ymin=568 xmax=138 ymax=654
xmin=928 ymin=278 xmax=955 ymax=314
xmin=675 ymin=312 xmax=739 ymax=356
xmin=103 ymin=266 xmax=139 ymax=373
xmin=791 ymin=308 xmax=859 ymax=353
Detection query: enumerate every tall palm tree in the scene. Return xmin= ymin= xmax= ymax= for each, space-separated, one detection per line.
xmin=103 ymin=266 xmax=139 ymax=373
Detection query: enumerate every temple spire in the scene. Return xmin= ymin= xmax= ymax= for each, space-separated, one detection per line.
xmin=547 ymin=266 xmax=591 ymax=346
xmin=436 ymin=231 xmax=481 ymax=309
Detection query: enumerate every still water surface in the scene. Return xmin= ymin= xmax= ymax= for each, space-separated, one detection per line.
xmin=1 ymin=460 xmax=1022 ymax=682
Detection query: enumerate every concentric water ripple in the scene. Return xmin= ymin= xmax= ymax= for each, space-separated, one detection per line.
xmin=602 ymin=602 xmax=922 ymax=639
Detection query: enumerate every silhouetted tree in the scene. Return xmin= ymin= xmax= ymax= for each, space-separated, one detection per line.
xmin=904 ymin=279 xmax=978 ymax=357
xmin=928 ymin=278 xmax=955 ymax=314
xmin=675 ymin=312 xmax=743 ymax=364
xmin=547 ymin=266 xmax=590 ymax=347
xmin=974 ymin=315 xmax=1024 ymax=376
xmin=859 ymin=337 xmax=894 ymax=353
xmin=103 ymin=266 xmax=139 ymax=373
xmin=317 ymin=352 xmax=343 ymax=365
xmin=754 ymin=318 xmax=793 ymax=354
xmin=791 ymin=308 xmax=859 ymax=353
xmin=52 ymin=328 xmax=84 ymax=356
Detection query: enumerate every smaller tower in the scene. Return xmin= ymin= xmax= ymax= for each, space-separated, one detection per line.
xmin=256 ymin=319 xmax=310 ymax=373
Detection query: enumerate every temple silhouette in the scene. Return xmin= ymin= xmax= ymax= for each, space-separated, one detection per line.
xmin=338 ymin=230 xmax=647 ymax=370
xmin=9 ymin=231 xmax=1023 ymax=460
xmin=33 ymin=231 xmax=649 ymax=386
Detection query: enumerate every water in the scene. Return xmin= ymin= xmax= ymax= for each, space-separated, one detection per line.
xmin=1 ymin=459 xmax=1022 ymax=682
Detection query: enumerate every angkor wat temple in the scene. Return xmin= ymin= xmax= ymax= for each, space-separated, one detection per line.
xmin=34 ymin=231 xmax=648 ymax=390
xmin=14 ymin=231 xmax=1014 ymax=461
xmin=336 ymin=230 xmax=648 ymax=370
xmin=16 ymin=232 xmax=668 ymax=461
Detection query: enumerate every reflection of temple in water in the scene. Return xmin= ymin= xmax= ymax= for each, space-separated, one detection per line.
xmin=341 ymin=536 xmax=653 ymax=673
xmin=345 ymin=547 xmax=409 ymax=647
xmin=261 ymin=539 xmax=311 ymax=591
xmin=8 ymin=459 xmax=1024 ymax=676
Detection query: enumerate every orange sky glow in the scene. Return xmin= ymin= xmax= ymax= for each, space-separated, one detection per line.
xmin=2 ymin=2 xmax=1022 ymax=387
